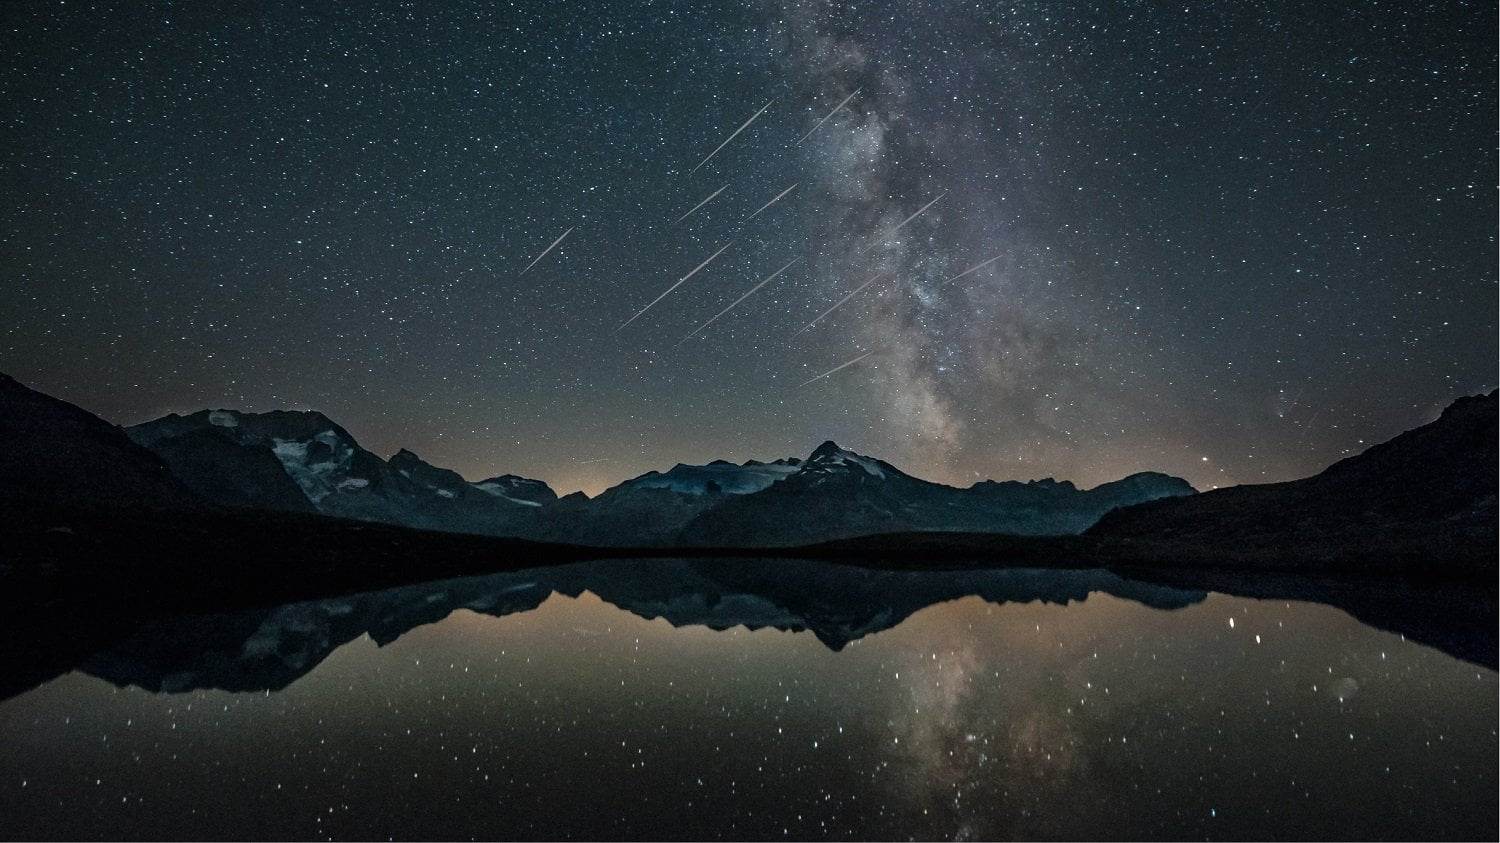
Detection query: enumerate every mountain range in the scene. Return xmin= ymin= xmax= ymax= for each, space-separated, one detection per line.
xmin=102 ymin=390 xmax=1195 ymax=546
xmin=1 ymin=370 xmax=1494 ymax=576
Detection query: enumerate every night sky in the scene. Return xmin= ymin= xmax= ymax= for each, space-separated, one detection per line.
xmin=2 ymin=1 xmax=1494 ymax=496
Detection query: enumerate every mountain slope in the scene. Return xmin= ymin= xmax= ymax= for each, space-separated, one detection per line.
xmin=0 ymin=372 xmax=206 ymax=516
xmin=1090 ymin=390 xmax=1498 ymax=568
xmin=126 ymin=410 xmax=554 ymax=536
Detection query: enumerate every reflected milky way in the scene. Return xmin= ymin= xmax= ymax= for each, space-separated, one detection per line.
xmin=0 ymin=561 xmax=1494 ymax=840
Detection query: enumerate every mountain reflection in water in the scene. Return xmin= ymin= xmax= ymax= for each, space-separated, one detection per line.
xmin=0 ymin=559 xmax=1494 ymax=841
xmin=78 ymin=561 xmax=1208 ymax=695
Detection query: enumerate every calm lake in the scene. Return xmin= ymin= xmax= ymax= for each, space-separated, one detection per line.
xmin=1 ymin=559 xmax=1494 ymax=840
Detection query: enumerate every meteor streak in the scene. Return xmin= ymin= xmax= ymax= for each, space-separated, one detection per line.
xmin=941 ymin=254 xmax=1001 ymax=285
xmin=797 ymin=350 xmax=874 ymax=388
xmin=691 ymin=99 xmax=775 ymax=173
xmin=673 ymin=184 xmax=728 ymax=224
xmin=519 ymin=226 xmax=573 ymax=275
xmin=679 ymin=257 xmax=800 ymax=345
xmin=860 ymin=191 xmax=947 ymax=252
xmin=617 ymin=242 xmax=733 ymax=333
xmin=794 ymin=272 xmax=884 ymax=335
xmin=796 ymin=87 xmax=861 ymax=145
xmin=746 ymin=182 xmax=799 ymax=221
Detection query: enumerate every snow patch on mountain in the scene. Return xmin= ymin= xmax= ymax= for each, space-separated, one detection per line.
xmin=474 ymin=482 xmax=545 ymax=506
xmin=826 ymin=453 xmax=886 ymax=478
xmin=208 ymin=410 xmax=239 ymax=428
xmin=271 ymin=430 xmax=355 ymax=504
xmin=802 ymin=442 xmax=894 ymax=481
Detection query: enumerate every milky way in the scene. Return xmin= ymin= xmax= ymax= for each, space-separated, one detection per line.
xmin=1 ymin=0 xmax=1493 ymax=494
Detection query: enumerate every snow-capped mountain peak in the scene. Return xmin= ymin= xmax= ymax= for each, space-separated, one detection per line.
xmin=801 ymin=440 xmax=897 ymax=481
xmin=474 ymin=474 xmax=558 ymax=506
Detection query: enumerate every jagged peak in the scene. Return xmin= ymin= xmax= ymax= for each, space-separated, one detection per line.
xmin=799 ymin=440 xmax=901 ymax=481
xmin=809 ymin=440 xmax=846 ymax=459
xmin=1440 ymin=389 xmax=1498 ymax=421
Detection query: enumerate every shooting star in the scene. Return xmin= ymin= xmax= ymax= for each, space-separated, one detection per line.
xmin=941 ymin=254 xmax=1001 ymax=285
xmin=673 ymin=184 xmax=728 ymax=224
xmin=617 ymin=242 xmax=733 ymax=333
xmin=519 ymin=226 xmax=573 ymax=275
xmin=746 ymin=182 xmax=799 ymax=221
xmin=798 ymin=350 xmax=874 ymax=388
xmin=679 ymin=257 xmax=800 ymax=345
xmin=796 ymin=87 xmax=861 ymax=145
xmin=794 ymin=271 xmax=884 ymax=335
xmin=692 ymin=99 xmax=775 ymax=173
xmin=860 ymin=191 xmax=947 ymax=253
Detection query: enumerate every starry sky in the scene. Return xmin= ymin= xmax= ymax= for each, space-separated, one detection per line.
xmin=2 ymin=0 xmax=1494 ymax=495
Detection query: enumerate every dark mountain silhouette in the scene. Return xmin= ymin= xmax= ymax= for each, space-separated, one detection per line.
xmin=1089 ymin=390 xmax=1498 ymax=570
xmin=0 ymin=372 xmax=206 ymax=515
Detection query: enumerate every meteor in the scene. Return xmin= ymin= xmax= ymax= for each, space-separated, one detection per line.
xmin=797 ymin=350 xmax=874 ymax=388
xmin=746 ymin=182 xmax=799 ymax=221
xmin=941 ymin=254 xmax=1001 ymax=285
xmin=691 ymin=99 xmax=775 ymax=173
xmin=673 ymin=184 xmax=728 ymax=224
xmin=794 ymin=271 xmax=884 ymax=335
xmin=796 ymin=87 xmax=861 ymax=145
xmin=679 ymin=257 xmax=800 ymax=345
xmin=860 ymin=191 xmax=947 ymax=252
xmin=518 ymin=226 xmax=573 ymax=275
xmin=617 ymin=242 xmax=733 ymax=333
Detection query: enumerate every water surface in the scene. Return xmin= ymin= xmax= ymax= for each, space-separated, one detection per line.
xmin=1 ymin=560 xmax=1494 ymax=840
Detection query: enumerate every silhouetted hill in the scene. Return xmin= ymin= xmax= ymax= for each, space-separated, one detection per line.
xmin=1089 ymin=390 xmax=1498 ymax=570
xmin=0 ymin=372 xmax=206 ymax=515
